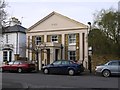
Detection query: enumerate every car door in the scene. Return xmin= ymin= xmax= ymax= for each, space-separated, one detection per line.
xmin=108 ymin=61 xmax=119 ymax=74
xmin=118 ymin=61 xmax=120 ymax=74
xmin=4 ymin=61 xmax=14 ymax=71
xmin=11 ymin=61 xmax=20 ymax=71
xmin=60 ymin=61 xmax=70 ymax=74
xmin=49 ymin=60 xmax=62 ymax=74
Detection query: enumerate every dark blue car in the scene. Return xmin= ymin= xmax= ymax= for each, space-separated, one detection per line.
xmin=42 ymin=60 xmax=84 ymax=76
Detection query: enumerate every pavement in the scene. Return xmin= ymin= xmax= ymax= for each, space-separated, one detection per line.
xmin=82 ymin=69 xmax=96 ymax=75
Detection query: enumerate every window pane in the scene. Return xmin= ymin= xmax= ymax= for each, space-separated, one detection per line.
xmin=51 ymin=35 xmax=58 ymax=42
xmin=3 ymin=51 xmax=7 ymax=62
xmin=68 ymin=34 xmax=76 ymax=44
xmin=35 ymin=36 xmax=41 ymax=45
xmin=68 ymin=51 xmax=76 ymax=61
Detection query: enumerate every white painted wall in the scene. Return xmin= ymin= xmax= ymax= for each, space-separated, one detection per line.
xmin=0 ymin=35 xmax=4 ymax=63
xmin=0 ymin=32 xmax=26 ymax=62
xmin=0 ymin=51 xmax=3 ymax=64
xmin=18 ymin=33 xmax=26 ymax=57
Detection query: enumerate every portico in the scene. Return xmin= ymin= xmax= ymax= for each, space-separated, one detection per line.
xmin=26 ymin=11 xmax=88 ymax=70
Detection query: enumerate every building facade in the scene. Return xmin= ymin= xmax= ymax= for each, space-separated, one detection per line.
xmin=26 ymin=12 xmax=88 ymax=70
xmin=0 ymin=17 xmax=26 ymax=63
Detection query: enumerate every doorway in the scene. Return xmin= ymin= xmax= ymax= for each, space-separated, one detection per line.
xmin=55 ymin=49 xmax=59 ymax=61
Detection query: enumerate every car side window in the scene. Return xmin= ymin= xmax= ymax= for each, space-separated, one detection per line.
xmin=62 ymin=61 xmax=69 ymax=65
xmin=108 ymin=61 xmax=118 ymax=66
xmin=14 ymin=61 xmax=20 ymax=65
xmin=53 ymin=61 xmax=61 ymax=65
xmin=8 ymin=62 xmax=14 ymax=65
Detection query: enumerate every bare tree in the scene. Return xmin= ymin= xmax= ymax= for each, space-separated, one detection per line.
xmin=0 ymin=0 xmax=7 ymax=34
xmin=26 ymin=38 xmax=47 ymax=71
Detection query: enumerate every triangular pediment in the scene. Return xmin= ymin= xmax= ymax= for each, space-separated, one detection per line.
xmin=27 ymin=12 xmax=87 ymax=32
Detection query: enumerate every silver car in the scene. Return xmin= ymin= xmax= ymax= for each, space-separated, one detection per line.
xmin=95 ymin=60 xmax=120 ymax=77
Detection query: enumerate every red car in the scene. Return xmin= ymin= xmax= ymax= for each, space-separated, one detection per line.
xmin=0 ymin=60 xmax=35 ymax=73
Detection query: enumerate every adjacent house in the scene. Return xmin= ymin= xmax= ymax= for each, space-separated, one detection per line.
xmin=26 ymin=11 xmax=88 ymax=70
xmin=0 ymin=17 xmax=26 ymax=63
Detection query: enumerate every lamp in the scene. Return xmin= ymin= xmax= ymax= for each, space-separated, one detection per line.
xmin=87 ymin=22 xmax=91 ymax=32
xmin=88 ymin=46 xmax=92 ymax=56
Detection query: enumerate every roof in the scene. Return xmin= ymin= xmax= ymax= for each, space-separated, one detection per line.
xmin=3 ymin=25 xmax=26 ymax=34
xmin=28 ymin=11 xmax=88 ymax=31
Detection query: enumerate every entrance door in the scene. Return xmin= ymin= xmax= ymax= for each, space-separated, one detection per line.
xmin=55 ymin=49 xmax=59 ymax=61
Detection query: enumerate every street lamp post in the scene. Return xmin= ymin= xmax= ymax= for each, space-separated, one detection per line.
xmin=61 ymin=44 xmax=63 ymax=59
xmin=88 ymin=22 xmax=91 ymax=32
xmin=88 ymin=46 xmax=92 ymax=73
xmin=88 ymin=22 xmax=92 ymax=73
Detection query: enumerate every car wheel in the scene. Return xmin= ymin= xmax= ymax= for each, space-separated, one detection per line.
xmin=17 ymin=68 xmax=22 ymax=73
xmin=102 ymin=70 xmax=111 ymax=77
xmin=68 ymin=69 xmax=75 ymax=76
xmin=44 ymin=68 xmax=49 ymax=74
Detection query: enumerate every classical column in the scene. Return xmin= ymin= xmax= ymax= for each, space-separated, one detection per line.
xmin=44 ymin=35 xmax=47 ymax=65
xmin=29 ymin=36 xmax=32 ymax=61
xmin=44 ymin=35 xmax=47 ymax=42
xmin=79 ymin=33 xmax=83 ymax=61
xmin=84 ymin=32 xmax=88 ymax=69
xmin=50 ymin=48 xmax=55 ymax=63
xmin=38 ymin=52 xmax=42 ymax=70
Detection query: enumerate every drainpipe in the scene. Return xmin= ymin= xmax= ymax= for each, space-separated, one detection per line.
xmin=16 ymin=32 xmax=18 ymax=54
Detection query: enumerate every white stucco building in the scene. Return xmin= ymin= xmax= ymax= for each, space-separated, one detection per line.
xmin=26 ymin=12 xmax=89 ymax=70
xmin=0 ymin=17 xmax=26 ymax=63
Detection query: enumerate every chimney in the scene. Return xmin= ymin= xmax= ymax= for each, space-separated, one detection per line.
xmin=9 ymin=17 xmax=21 ymax=26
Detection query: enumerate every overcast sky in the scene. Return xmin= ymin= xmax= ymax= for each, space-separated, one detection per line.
xmin=5 ymin=0 xmax=120 ymax=28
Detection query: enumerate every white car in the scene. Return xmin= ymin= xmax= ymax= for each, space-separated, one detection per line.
xmin=95 ymin=60 xmax=120 ymax=77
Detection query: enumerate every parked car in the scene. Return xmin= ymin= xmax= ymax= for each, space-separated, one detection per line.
xmin=95 ymin=60 xmax=120 ymax=77
xmin=42 ymin=60 xmax=84 ymax=76
xmin=0 ymin=60 xmax=35 ymax=73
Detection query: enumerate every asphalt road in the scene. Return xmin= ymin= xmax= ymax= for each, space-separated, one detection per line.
xmin=1 ymin=72 xmax=120 ymax=90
